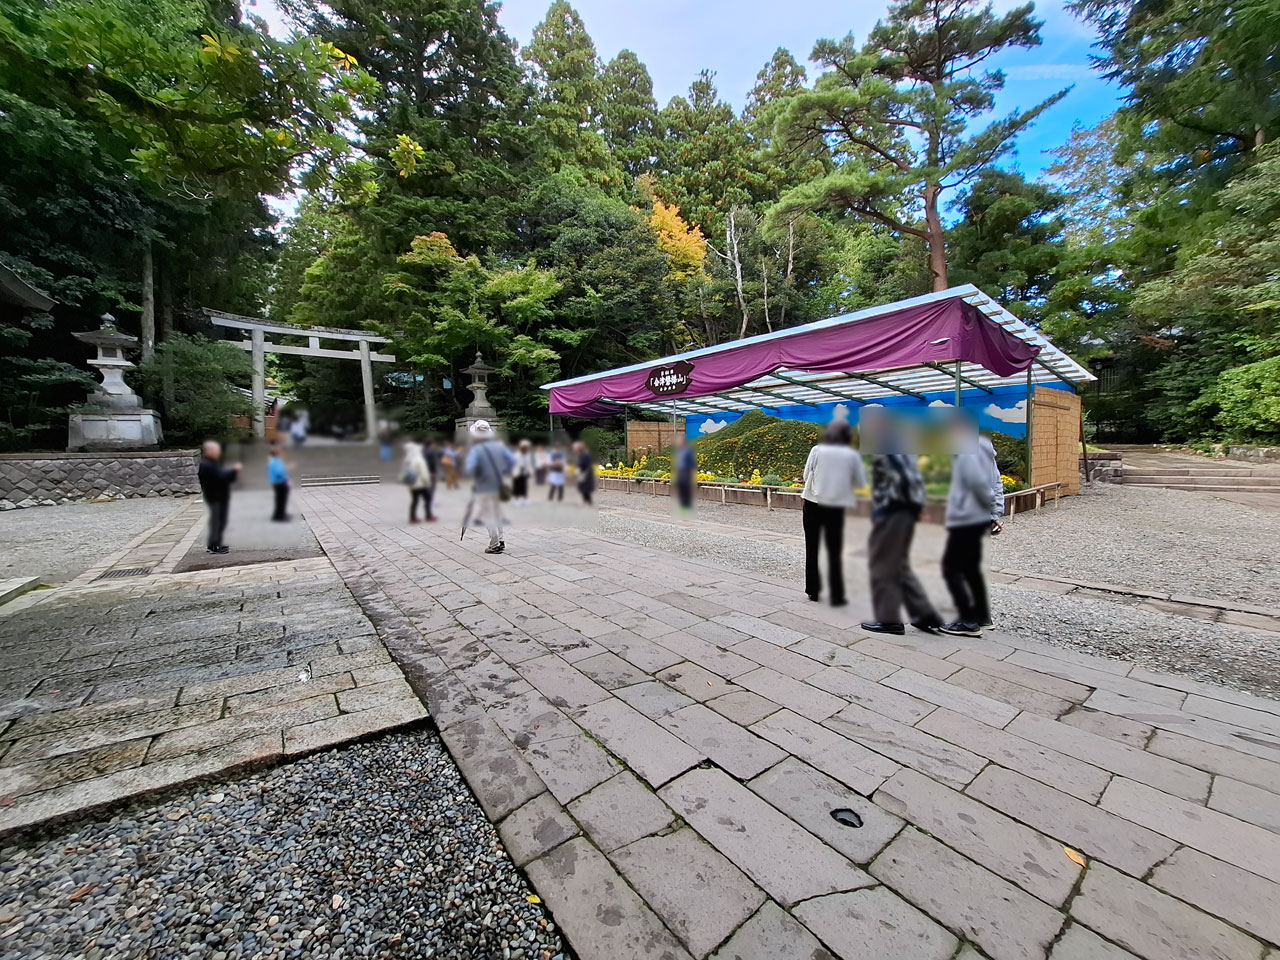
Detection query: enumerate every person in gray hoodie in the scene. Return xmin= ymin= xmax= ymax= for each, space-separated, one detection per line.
xmin=939 ymin=412 xmax=1003 ymax=637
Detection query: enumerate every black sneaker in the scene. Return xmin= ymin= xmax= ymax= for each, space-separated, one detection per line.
xmin=860 ymin=621 xmax=905 ymax=635
xmin=831 ymin=597 xmax=848 ymax=608
xmin=940 ymin=621 xmax=982 ymax=637
xmin=210 ymin=545 xmax=230 ymax=555
xmin=484 ymin=543 xmax=505 ymax=554
xmin=911 ymin=619 xmax=943 ymax=635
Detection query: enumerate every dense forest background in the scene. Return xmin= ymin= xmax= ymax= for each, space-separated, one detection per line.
xmin=2 ymin=0 xmax=1277 ymax=448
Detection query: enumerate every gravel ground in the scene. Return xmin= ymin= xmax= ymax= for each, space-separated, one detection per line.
xmin=0 ymin=727 xmax=570 ymax=960
xmin=987 ymin=483 xmax=1280 ymax=607
xmin=599 ymin=484 xmax=1280 ymax=608
xmin=594 ymin=497 xmax=1280 ymax=700
xmin=0 ymin=498 xmax=188 ymax=583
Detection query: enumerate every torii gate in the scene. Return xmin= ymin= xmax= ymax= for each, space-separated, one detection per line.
xmin=205 ymin=309 xmax=395 ymax=441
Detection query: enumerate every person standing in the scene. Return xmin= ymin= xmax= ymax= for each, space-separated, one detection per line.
xmin=198 ymin=440 xmax=241 ymax=555
xmin=860 ymin=413 xmax=942 ymax=635
xmin=547 ymin=445 xmax=566 ymax=501
xmin=939 ymin=416 xmax=1002 ymax=637
xmin=441 ymin=442 xmax=460 ymax=489
xmin=801 ymin=421 xmax=865 ymax=606
xmin=674 ymin=434 xmax=697 ymax=511
xmin=574 ymin=441 xmax=596 ymax=505
xmin=512 ymin=439 xmax=535 ymax=504
xmin=533 ymin=444 xmax=550 ymax=486
xmin=464 ymin=420 xmax=515 ymax=553
xmin=267 ymin=445 xmax=291 ymax=522
xmin=403 ymin=439 xmax=436 ymax=523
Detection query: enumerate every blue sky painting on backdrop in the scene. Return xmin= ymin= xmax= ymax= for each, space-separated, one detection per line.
xmin=246 ymin=0 xmax=1120 ymax=182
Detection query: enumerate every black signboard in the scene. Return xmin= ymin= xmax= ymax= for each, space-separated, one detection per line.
xmin=645 ymin=360 xmax=695 ymax=396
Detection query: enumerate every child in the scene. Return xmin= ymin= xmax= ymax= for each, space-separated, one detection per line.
xmin=267 ymin=445 xmax=290 ymax=522
xmin=547 ymin=446 xmax=566 ymax=501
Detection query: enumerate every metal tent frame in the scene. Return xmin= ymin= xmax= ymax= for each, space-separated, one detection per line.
xmin=541 ymin=285 xmax=1095 ymax=484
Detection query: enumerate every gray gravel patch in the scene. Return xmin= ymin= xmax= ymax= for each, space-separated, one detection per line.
xmin=0 ymin=498 xmax=189 ymax=584
xmin=987 ymin=483 xmax=1280 ymax=608
xmin=593 ymin=504 xmax=1280 ymax=701
xmin=0 ymin=727 xmax=571 ymax=960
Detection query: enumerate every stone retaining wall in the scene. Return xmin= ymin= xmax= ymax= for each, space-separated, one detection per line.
xmin=0 ymin=450 xmax=199 ymax=509
xmin=1228 ymin=445 xmax=1280 ymax=463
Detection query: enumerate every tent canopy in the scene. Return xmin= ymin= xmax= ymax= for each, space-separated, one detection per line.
xmin=542 ymin=285 xmax=1093 ymax=419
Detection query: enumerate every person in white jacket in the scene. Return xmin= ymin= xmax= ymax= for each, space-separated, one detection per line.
xmin=939 ymin=413 xmax=1003 ymax=636
xmin=801 ymin=420 xmax=866 ymax=606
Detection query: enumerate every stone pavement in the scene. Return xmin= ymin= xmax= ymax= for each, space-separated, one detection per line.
xmin=300 ymin=483 xmax=1280 ymax=960
xmin=0 ymin=552 xmax=426 ymax=835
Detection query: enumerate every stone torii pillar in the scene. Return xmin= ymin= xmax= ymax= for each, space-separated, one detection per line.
xmin=359 ymin=339 xmax=376 ymax=442
xmin=251 ymin=327 xmax=266 ymax=437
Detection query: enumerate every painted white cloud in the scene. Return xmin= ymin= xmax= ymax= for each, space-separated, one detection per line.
xmin=928 ymin=399 xmax=953 ymax=408
xmin=984 ymin=399 xmax=1028 ymax=424
xmin=832 ymin=404 xmax=850 ymax=422
xmin=699 ymin=418 xmax=730 ymax=435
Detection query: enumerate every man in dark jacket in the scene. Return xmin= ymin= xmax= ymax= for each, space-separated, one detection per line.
xmin=198 ymin=440 xmax=241 ymax=554
xmin=860 ymin=410 xmax=942 ymax=636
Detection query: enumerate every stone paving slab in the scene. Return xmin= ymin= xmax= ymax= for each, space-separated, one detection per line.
xmin=295 ymin=483 xmax=1280 ymax=960
xmin=0 ymin=553 xmax=425 ymax=836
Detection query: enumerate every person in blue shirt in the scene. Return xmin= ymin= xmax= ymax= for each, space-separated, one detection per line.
xmin=463 ymin=420 xmax=516 ymax=553
xmin=267 ymin=445 xmax=291 ymax=522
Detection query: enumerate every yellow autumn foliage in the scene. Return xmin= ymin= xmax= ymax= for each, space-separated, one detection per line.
xmin=650 ymin=199 xmax=708 ymax=284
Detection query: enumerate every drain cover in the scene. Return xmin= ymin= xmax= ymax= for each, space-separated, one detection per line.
xmin=830 ymin=808 xmax=864 ymax=828
xmin=94 ymin=567 xmax=152 ymax=581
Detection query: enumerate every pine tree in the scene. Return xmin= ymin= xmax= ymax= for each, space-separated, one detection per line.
xmin=772 ymin=0 xmax=1065 ymax=290
xmin=601 ymin=50 xmax=659 ymax=179
xmin=656 ymin=71 xmax=764 ymax=236
xmin=523 ymin=0 xmax=622 ymax=190
xmin=282 ymin=0 xmax=535 ymax=256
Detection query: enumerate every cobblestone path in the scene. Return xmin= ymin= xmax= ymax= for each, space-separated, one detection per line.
xmin=294 ymin=483 xmax=1280 ymax=960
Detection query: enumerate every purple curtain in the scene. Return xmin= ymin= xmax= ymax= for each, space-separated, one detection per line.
xmin=550 ymin=299 xmax=1041 ymax=418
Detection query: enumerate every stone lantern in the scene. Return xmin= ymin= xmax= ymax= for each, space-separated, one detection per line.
xmin=454 ymin=350 xmax=504 ymax=440
xmin=67 ymin=314 xmax=163 ymax=451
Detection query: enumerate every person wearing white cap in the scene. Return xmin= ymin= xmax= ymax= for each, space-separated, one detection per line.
xmin=463 ymin=419 xmax=515 ymax=553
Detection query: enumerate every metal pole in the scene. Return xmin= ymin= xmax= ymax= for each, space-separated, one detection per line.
xmin=954 ymin=359 xmax=962 ymax=408
xmin=1025 ymin=366 xmax=1034 ymax=486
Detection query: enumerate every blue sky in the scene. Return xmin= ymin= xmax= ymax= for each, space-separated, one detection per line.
xmin=247 ymin=0 xmax=1123 ymax=183
xmin=491 ymin=0 xmax=1122 ymax=178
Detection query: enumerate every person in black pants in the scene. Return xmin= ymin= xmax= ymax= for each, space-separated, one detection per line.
xmin=800 ymin=421 xmax=865 ymax=606
xmin=938 ymin=414 xmax=1000 ymax=637
xmin=574 ymin=441 xmax=595 ymax=505
xmin=267 ymin=445 xmax=290 ymax=521
xmin=197 ymin=440 xmax=241 ymax=554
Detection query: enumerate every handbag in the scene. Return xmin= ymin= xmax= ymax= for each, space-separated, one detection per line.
xmin=480 ymin=444 xmax=512 ymax=502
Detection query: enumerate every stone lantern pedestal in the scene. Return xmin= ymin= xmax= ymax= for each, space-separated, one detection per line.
xmin=455 ymin=351 xmax=504 ymax=441
xmin=67 ymin=316 xmax=163 ymax=451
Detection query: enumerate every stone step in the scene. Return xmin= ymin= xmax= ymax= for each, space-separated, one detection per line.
xmin=1123 ymin=475 xmax=1280 ymax=486
xmin=1123 ymin=482 xmax=1280 ymax=492
xmin=1122 ymin=467 xmax=1258 ymax=477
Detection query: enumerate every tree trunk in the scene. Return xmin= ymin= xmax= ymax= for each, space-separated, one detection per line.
xmin=140 ymin=239 xmax=156 ymax=360
xmin=158 ymin=260 xmax=175 ymax=410
xmin=761 ymin=255 xmax=772 ymax=332
xmin=778 ymin=220 xmax=795 ymax=328
xmin=923 ymin=184 xmax=948 ymax=291
xmin=728 ymin=210 xmax=750 ymax=339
